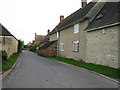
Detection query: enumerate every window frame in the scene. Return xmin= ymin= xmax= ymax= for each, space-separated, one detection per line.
xmin=73 ymin=41 xmax=79 ymax=52
xmin=54 ymin=44 xmax=58 ymax=50
xmin=74 ymin=24 xmax=79 ymax=34
xmin=60 ymin=43 xmax=64 ymax=51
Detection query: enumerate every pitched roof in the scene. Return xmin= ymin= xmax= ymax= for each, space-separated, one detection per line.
xmin=39 ymin=40 xmax=57 ymax=50
xmin=85 ymin=2 xmax=120 ymax=31
xmin=0 ymin=24 xmax=13 ymax=36
xmin=35 ymin=35 xmax=45 ymax=41
xmin=50 ymin=2 xmax=96 ymax=35
xmin=0 ymin=24 xmax=17 ymax=40
xmin=41 ymin=34 xmax=50 ymax=43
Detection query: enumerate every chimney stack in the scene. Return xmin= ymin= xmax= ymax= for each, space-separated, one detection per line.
xmin=81 ymin=0 xmax=87 ymax=7
xmin=35 ymin=33 xmax=37 ymax=40
xmin=48 ymin=29 xmax=50 ymax=34
xmin=60 ymin=15 xmax=64 ymax=22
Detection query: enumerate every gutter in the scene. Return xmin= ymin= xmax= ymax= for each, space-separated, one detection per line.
xmin=85 ymin=22 xmax=120 ymax=32
xmin=0 ymin=35 xmax=18 ymax=41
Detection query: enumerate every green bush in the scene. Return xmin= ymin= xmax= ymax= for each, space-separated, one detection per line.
xmin=2 ymin=50 xmax=8 ymax=61
xmin=18 ymin=40 xmax=24 ymax=53
xmin=24 ymin=45 xmax=28 ymax=48
xmin=2 ymin=52 xmax=20 ymax=71
xmin=29 ymin=46 xmax=36 ymax=52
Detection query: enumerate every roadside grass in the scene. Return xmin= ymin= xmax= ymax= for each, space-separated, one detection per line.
xmin=38 ymin=53 xmax=120 ymax=79
xmin=2 ymin=52 xmax=21 ymax=72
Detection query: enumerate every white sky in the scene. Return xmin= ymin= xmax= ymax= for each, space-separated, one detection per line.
xmin=0 ymin=0 xmax=92 ymax=45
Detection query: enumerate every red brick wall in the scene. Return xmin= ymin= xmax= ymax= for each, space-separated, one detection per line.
xmin=47 ymin=41 xmax=57 ymax=56
xmin=39 ymin=41 xmax=58 ymax=56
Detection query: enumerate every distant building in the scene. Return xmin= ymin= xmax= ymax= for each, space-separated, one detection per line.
xmin=39 ymin=40 xmax=58 ymax=56
xmin=34 ymin=33 xmax=45 ymax=45
xmin=0 ymin=24 xmax=18 ymax=57
xmin=38 ymin=30 xmax=58 ymax=56
xmin=27 ymin=42 xmax=32 ymax=47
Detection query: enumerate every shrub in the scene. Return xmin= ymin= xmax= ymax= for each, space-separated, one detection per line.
xmin=2 ymin=52 xmax=20 ymax=71
xmin=18 ymin=40 xmax=24 ymax=53
xmin=2 ymin=50 xmax=8 ymax=61
xmin=29 ymin=46 xmax=36 ymax=52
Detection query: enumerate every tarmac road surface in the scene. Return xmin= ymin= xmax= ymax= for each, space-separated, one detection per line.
xmin=2 ymin=50 xmax=119 ymax=88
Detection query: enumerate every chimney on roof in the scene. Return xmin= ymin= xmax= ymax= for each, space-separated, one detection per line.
xmin=81 ymin=0 xmax=87 ymax=7
xmin=48 ymin=29 xmax=50 ymax=34
xmin=60 ymin=15 xmax=64 ymax=22
xmin=35 ymin=33 xmax=37 ymax=40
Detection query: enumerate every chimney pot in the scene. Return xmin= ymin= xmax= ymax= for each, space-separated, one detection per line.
xmin=48 ymin=29 xmax=50 ymax=34
xmin=81 ymin=0 xmax=87 ymax=7
xmin=60 ymin=15 xmax=64 ymax=21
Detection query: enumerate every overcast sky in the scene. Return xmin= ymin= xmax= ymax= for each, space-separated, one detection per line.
xmin=0 ymin=0 xmax=92 ymax=45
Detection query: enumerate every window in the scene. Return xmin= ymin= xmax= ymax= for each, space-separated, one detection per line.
xmin=54 ymin=44 xmax=58 ymax=50
xmin=96 ymin=10 xmax=106 ymax=20
xmin=74 ymin=24 xmax=79 ymax=33
xmin=0 ymin=41 xmax=1 ymax=43
xmin=60 ymin=43 xmax=64 ymax=51
xmin=73 ymin=41 xmax=79 ymax=52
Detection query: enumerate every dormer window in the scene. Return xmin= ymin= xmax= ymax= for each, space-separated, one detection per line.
xmin=96 ymin=10 xmax=106 ymax=20
xmin=74 ymin=24 xmax=79 ymax=33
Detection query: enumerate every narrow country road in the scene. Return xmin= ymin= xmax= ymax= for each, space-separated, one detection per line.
xmin=2 ymin=50 xmax=118 ymax=88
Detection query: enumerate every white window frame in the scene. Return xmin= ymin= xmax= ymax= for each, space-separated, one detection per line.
xmin=60 ymin=43 xmax=64 ymax=51
xmin=74 ymin=24 xmax=79 ymax=33
xmin=73 ymin=41 xmax=79 ymax=52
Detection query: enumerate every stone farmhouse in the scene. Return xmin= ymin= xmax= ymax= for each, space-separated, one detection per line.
xmin=39 ymin=1 xmax=119 ymax=68
xmin=0 ymin=24 xmax=18 ymax=57
xmin=34 ymin=33 xmax=45 ymax=46
xmin=27 ymin=42 xmax=32 ymax=47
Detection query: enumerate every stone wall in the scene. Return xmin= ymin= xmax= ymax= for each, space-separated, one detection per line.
xmin=58 ymin=21 xmax=88 ymax=61
xmin=0 ymin=36 xmax=18 ymax=57
xmin=50 ymin=33 xmax=57 ymax=41
xmin=85 ymin=25 xmax=119 ymax=68
xmin=39 ymin=41 xmax=58 ymax=56
xmin=57 ymin=20 xmax=119 ymax=68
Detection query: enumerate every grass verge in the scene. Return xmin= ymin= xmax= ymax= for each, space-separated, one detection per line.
xmin=2 ymin=52 xmax=21 ymax=72
xmin=38 ymin=53 xmax=120 ymax=79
